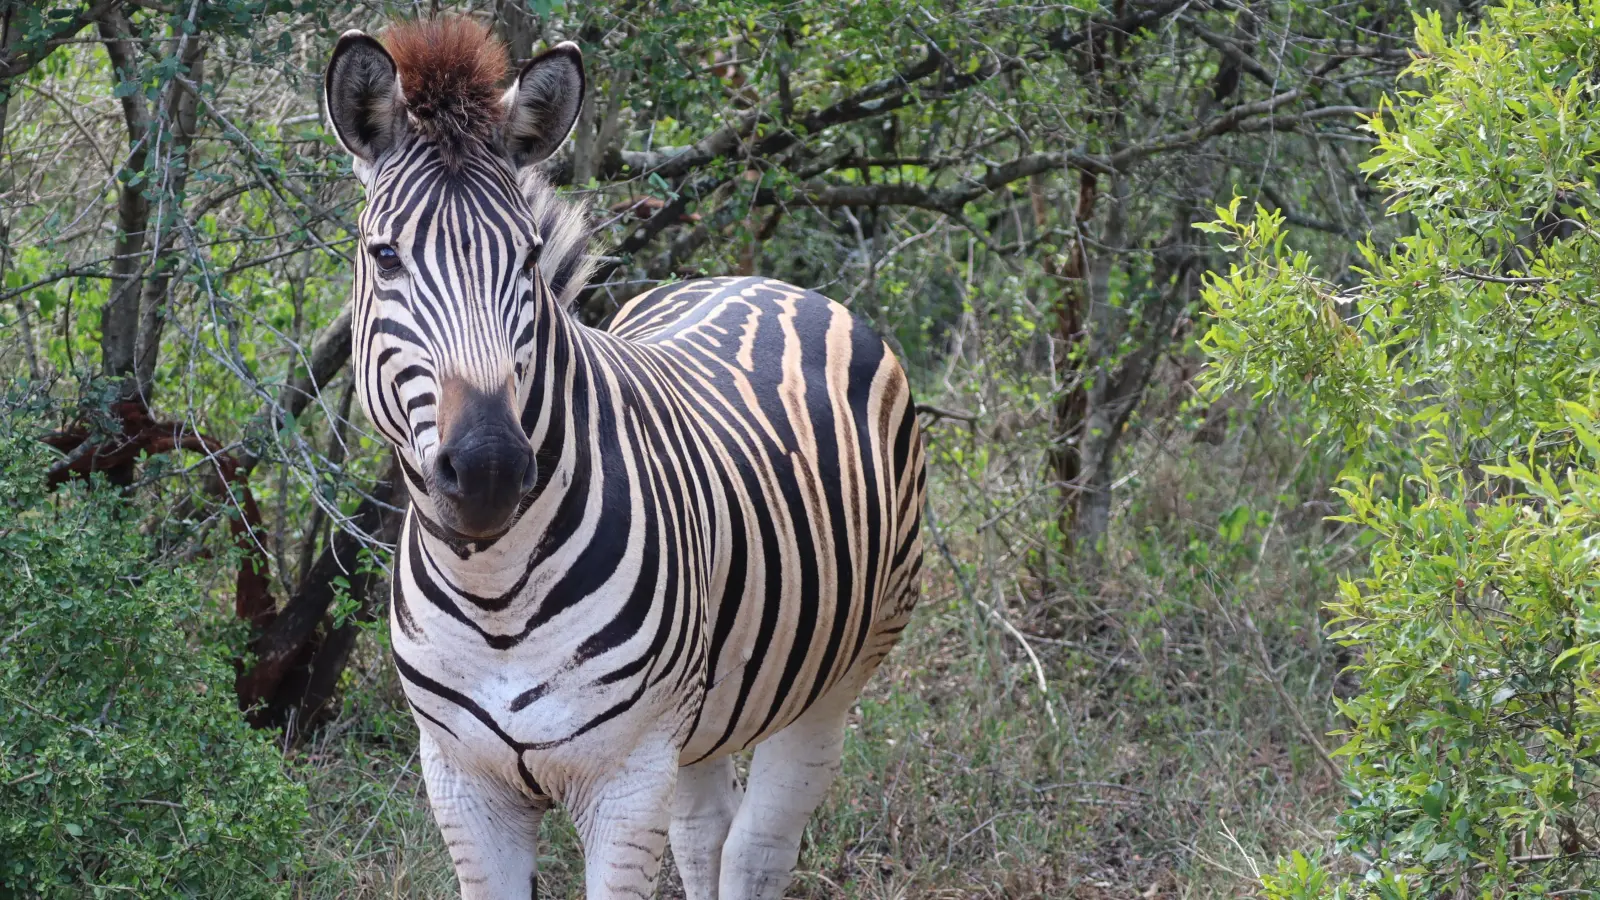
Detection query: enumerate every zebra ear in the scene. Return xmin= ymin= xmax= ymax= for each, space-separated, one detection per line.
xmin=502 ymin=42 xmax=585 ymax=170
xmin=325 ymin=30 xmax=404 ymax=182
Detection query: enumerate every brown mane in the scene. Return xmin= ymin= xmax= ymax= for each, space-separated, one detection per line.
xmin=383 ymin=17 xmax=507 ymax=159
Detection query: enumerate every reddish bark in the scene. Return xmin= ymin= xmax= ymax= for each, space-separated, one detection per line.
xmin=234 ymin=460 xmax=404 ymax=737
xmin=41 ymin=398 xmax=276 ymax=627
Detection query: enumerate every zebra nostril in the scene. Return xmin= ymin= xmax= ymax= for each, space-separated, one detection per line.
xmin=519 ymin=455 xmax=538 ymax=494
xmin=435 ymin=451 xmax=461 ymax=495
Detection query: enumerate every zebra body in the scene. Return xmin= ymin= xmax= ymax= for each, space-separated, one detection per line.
xmin=326 ymin=19 xmax=923 ymax=900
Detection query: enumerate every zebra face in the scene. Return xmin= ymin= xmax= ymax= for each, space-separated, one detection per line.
xmin=325 ymin=25 xmax=585 ymax=539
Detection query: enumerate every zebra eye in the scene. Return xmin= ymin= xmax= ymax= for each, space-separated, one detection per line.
xmin=371 ymin=245 xmax=403 ymax=274
xmin=523 ymin=241 xmax=542 ymax=274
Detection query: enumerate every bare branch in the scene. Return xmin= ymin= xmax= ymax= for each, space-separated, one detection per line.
xmin=1179 ymin=15 xmax=1276 ymax=89
xmin=0 ymin=0 xmax=125 ymax=82
xmin=1045 ymin=0 xmax=1190 ymax=54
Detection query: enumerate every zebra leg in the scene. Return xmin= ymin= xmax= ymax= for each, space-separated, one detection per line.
xmin=669 ymin=754 xmax=743 ymax=900
xmin=571 ymin=739 xmax=679 ymax=900
xmin=717 ymin=702 xmax=848 ymax=900
xmin=418 ymin=729 xmax=544 ymax=900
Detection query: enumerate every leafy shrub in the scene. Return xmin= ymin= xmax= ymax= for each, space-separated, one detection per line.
xmin=1203 ymin=2 xmax=1600 ymax=895
xmin=0 ymin=417 xmax=306 ymax=898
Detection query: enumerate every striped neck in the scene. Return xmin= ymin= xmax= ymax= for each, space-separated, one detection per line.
xmin=519 ymin=279 xmax=592 ymax=503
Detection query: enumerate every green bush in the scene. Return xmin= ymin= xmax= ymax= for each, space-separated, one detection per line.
xmin=0 ymin=418 xmax=306 ymax=898
xmin=1202 ymin=2 xmax=1600 ymax=895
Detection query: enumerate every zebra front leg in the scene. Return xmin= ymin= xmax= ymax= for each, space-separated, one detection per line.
xmin=419 ymin=729 xmax=544 ymax=900
xmin=670 ymin=754 xmax=743 ymax=900
xmin=569 ymin=739 xmax=680 ymax=900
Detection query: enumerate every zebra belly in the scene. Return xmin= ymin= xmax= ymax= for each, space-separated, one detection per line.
xmin=601 ymin=277 xmax=918 ymax=765
xmin=671 ymin=446 xmax=899 ymax=764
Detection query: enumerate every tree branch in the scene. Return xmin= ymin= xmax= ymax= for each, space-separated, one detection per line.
xmin=236 ymin=308 xmax=353 ymax=477
xmin=0 ymin=0 xmax=124 ymax=82
xmin=784 ymin=99 xmax=1367 ymax=216
xmin=236 ymin=458 xmax=405 ymax=731
xmin=1109 ymin=88 xmax=1306 ymax=164
xmin=1179 ymin=15 xmax=1276 ymax=89
xmin=42 ymin=399 xmax=275 ymax=626
xmin=593 ymin=0 xmax=1195 ymax=187
xmin=1259 ymin=184 xmax=1352 ymax=236
xmin=1046 ymin=0 xmax=1190 ymax=54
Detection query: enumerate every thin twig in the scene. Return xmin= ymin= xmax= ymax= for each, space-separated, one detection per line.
xmin=916 ymin=403 xmax=978 ymax=424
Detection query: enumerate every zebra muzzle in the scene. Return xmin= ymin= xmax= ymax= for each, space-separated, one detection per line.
xmin=430 ymin=382 xmax=537 ymax=538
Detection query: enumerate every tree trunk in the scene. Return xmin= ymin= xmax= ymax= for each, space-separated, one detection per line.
xmin=1047 ymin=170 xmax=1097 ymax=552
xmin=131 ymin=42 xmax=206 ymax=401
xmin=1059 ymin=12 xmax=1249 ymax=562
xmin=494 ymin=0 xmax=541 ymax=65
xmin=97 ymin=11 xmax=151 ymax=397
xmin=0 ymin=5 xmax=33 ymax=381
xmin=96 ymin=10 xmax=206 ymax=405
xmin=1067 ymin=173 xmax=1129 ymax=557
xmin=1071 ymin=242 xmax=1198 ymax=555
xmin=236 ymin=459 xmax=406 ymax=737
xmin=568 ymin=64 xmax=602 ymax=184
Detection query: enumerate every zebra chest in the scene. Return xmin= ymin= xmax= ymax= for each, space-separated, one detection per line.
xmin=390 ymin=541 xmax=710 ymax=782
xmin=391 ymin=612 xmax=702 ymax=790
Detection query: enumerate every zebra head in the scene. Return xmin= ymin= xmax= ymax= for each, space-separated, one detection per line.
xmin=324 ymin=19 xmax=585 ymax=539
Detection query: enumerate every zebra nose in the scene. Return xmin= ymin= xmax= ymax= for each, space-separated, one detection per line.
xmin=432 ymin=427 xmax=536 ymax=537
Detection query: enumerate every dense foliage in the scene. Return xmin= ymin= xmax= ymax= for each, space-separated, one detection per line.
xmin=0 ymin=410 xmax=307 ymax=898
xmin=1205 ymin=2 xmax=1600 ymax=894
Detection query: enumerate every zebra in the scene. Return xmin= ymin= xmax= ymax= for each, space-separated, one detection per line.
xmin=323 ymin=17 xmax=925 ymax=900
